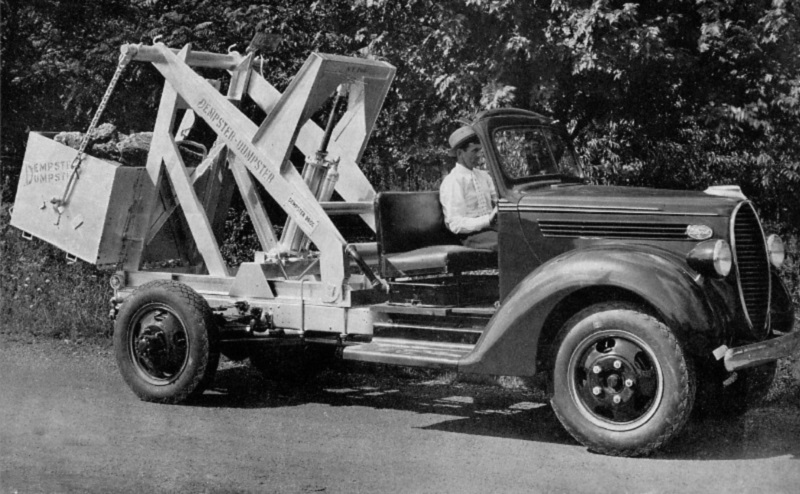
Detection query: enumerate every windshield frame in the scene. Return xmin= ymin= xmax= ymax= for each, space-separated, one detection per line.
xmin=481 ymin=119 xmax=585 ymax=192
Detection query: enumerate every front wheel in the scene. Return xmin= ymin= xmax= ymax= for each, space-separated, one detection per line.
xmin=113 ymin=280 xmax=219 ymax=403
xmin=550 ymin=302 xmax=695 ymax=457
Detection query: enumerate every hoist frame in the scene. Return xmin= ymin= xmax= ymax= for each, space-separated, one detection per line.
xmin=122 ymin=42 xmax=395 ymax=305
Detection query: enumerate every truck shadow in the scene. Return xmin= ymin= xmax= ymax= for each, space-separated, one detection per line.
xmin=200 ymin=361 xmax=576 ymax=447
xmin=199 ymin=361 xmax=800 ymax=461
xmin=655 ymin=405 xmax=800 ymax=461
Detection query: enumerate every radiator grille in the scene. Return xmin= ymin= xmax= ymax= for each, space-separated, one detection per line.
xmin=732 ymin=203 xmax=770 ymax=336
xmin=538 ymin=220 xmax=689 ymax=239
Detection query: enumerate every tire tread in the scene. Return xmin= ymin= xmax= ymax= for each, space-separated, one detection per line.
xmin=550 ymin=302 xmax=695 ymax=457
xmin=114 ymin=280 xmax=218 ymax=404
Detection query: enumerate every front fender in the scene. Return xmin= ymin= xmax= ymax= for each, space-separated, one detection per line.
xmin=771 ymin=267 xmax=795 ymax=335
xmin=458 ymin=245 xmax=721 ymax=377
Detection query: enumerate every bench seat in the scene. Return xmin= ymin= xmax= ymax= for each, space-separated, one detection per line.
xmin=376 ymin=191 xmax=497 ymax=278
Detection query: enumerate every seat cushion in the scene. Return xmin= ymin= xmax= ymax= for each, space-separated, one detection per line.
xmin=384 ymin=245 xmax=497 ymax=276
xmin=376 ymin=191 xmax=460 ymax=254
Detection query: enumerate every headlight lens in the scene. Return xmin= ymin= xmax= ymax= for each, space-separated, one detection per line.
xmin=712 ymin=240 xmax=732 ymax=277
xmin=766 ymin=234 xmax=785 ymax=268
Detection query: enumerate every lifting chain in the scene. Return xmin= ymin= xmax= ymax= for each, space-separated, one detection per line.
xmin=51 ymin=44 xmax=141 ymax=223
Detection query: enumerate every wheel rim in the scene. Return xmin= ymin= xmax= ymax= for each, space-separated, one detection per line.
xmin=127 ymin=303 xmax=189 ymax=386
xmin=567 ymin=329 xmax=664 ymax=431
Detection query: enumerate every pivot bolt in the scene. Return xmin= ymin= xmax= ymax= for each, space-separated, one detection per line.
xmin=592 ymin=365 xmax=602 ymax=374
xmin=613 ymin=360 xmax=622 ymax=369
xmin=613 ymin=395 xmax=622 ymax=404
xmin=625 ymin=379 xmax=634 ymax=387
xmin=592 ymin=386 xmax=602 ymax=396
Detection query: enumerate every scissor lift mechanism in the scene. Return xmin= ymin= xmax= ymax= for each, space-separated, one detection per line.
xmin=137 ymin=42 xmax=392 ymax=275
xmin=111 ymin=43 xmax=396 ymax=322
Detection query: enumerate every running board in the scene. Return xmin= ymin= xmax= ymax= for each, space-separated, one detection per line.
xmin=341 ymin=338 xmax=474 ymax=369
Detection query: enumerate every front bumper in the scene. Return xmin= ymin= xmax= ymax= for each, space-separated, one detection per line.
xmin=714 ymin=330 xmax=800 ymax=372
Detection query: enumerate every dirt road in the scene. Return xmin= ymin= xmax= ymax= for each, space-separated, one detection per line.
xmin=1 ymin=336 xmax=798 ymax=494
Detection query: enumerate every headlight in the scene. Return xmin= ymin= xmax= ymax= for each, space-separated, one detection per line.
xmin=766 ymin=234 xmax=785 ymax=268
xmin=687 ymin=239 xmax=732 ymax=278
xmin=712 ymin=240 xmax=732 ymax=277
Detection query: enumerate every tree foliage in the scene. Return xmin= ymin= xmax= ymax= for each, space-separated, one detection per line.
xmin=2 ymin=0 xmax=799 ymax=231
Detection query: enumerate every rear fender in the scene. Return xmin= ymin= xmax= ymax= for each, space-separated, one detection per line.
xmin=458 ymin=245 xmax=719 ymax=377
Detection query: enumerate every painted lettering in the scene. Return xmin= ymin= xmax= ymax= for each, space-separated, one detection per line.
xmin=23 ymin=160 xmax=73 ymax=186
xmin=287 ymin=195 xmax=318 ymax=233
xmin=194 ymin=97 xmax=274 ymax=185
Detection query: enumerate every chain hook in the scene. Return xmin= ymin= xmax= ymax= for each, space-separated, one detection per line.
xmin=51 ymin=42 xmax=137 ymax=216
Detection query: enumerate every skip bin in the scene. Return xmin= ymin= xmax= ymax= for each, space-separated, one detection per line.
xmin=11 ymin=132 xmax=153 ymax=268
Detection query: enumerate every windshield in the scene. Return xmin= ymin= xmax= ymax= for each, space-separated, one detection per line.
xmin=492 ymin=126 xmax=584 ymax=183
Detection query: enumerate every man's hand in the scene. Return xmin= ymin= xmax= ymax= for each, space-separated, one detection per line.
xmin=489 ymin=208 xmax=498 ymax=228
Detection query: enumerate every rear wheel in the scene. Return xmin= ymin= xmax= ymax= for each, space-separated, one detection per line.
xmin=550 ymin=302 xmax=695 ymax=457
xmin=113 ymin=280 xmax=219 ymax=403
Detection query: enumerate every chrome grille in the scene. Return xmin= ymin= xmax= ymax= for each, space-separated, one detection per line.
xmin=538 ymin=220 xmax=688 ymax=239
xmin=731 ymin=203 xmax=770 ymax=336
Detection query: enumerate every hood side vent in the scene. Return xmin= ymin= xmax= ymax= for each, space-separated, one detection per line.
xmin=538 ymin=220 xmax=689 ymax=240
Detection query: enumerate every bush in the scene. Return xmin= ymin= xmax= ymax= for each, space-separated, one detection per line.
xmin=0 ymin=199 xmax=112 ymax=341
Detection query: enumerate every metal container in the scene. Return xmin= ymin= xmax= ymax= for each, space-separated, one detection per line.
xmin=11 ymin=132 xmax=152 ymax=268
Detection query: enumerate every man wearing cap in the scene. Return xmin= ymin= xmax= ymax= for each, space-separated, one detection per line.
xmin=439 ymin=125 xmax=498 ymax=251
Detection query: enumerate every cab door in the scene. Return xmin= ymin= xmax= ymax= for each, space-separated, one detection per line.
xmin=477 ymin=118 xmax=587 ymax=300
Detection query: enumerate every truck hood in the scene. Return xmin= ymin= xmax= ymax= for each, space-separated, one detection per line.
xmin=515 ymin=184 xmax=741 ymax=217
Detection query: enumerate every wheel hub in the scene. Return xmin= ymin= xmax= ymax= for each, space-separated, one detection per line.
xmin=586 ymin=357 xmax=636 ymax=406
xmin=573 ymin=335 xmax=660 ymax=425
xmin=130 ymin=308 xmax=188 ymax=382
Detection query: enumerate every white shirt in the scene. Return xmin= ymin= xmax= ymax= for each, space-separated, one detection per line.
xmin=439 ymin=163 xmax=498 ymax=234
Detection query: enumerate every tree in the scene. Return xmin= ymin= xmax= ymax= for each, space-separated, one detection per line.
xmin=2 ymin=0 xmax=799 ymax=231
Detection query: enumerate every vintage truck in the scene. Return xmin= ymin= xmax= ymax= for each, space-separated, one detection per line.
xmin=10 ymin=42 xmax=798 ymax=457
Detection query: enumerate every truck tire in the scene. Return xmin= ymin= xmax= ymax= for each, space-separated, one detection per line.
xmin=695 ymin=360 xmax=777 ymax=418
xmin=113 ymin=280 xmax=219 ymax=403
xmin=550 ymin=302 xmax=695 ymax=457
xmin=249 ymin=344 xmax=334 ymax=384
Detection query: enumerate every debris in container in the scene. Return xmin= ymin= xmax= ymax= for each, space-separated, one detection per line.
xmin=54 ymin=123 xmax=203 ymax=167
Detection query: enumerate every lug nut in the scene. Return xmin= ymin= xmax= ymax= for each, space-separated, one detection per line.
xmin=592 ymin=365 xmax=602 ymax=374
xmin=592 ymin=386 xmax=602 ymax=396
xmin=625 ymin=379 xmax=634 ymax=387
xmin=613 ymin=395 xmax=622 ymax=404
xmin=613 ymin=360 xmax=622 ymax=369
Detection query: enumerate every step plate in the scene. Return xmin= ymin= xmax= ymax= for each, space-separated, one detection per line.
xmin=342 ymin=338 xmax=473 ymax=369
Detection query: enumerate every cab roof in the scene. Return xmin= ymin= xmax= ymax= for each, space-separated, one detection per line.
xmin=473 ymin=108 xmax=554 ymax=125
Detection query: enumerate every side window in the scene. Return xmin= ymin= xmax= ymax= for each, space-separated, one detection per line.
xmin=543 ymin=128 xmax=579 ymax=171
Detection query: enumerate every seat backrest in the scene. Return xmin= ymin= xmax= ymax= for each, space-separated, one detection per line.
xmin=375 ymin=191 xmax=460 ymax=255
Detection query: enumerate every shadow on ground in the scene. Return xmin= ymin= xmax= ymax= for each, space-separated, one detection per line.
xmin=656 ymin=404 xmax=800 ymax=461
xmin=197 ymin=360 xmax=574 ymax=447
xmin=194 ymin=359 xmax=800 ymax=460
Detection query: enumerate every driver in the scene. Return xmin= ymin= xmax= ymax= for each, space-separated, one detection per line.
xmin=439 ymin=125 xmax=498 ymax=251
